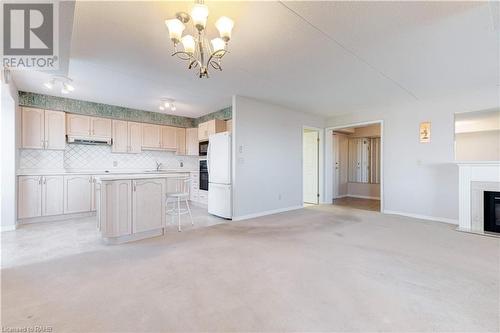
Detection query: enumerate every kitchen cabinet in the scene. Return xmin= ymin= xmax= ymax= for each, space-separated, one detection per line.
xmin=18 ymin=175 xmax=64 ymax=219
xmin=142 ymin=124 xmax=161 ymax=149
xmin=186 ymin=128 xmax=199 ymax=156
xmin=176 ymin=128 xmax=186 ymax=155
xmin=66 ymin=114 xmax=91 ymax=136
xmin=42 ymin=176 xmax=64 ymax=216
xmin=90 ymin=117 xmax=112 ymax=139
xmin=161 ymin=126 xmax=177 ymax=150
xmin=22 ymin=107 xmax=65 ymax=150
xmin=64 ymin=175 xmax=92 ymax=214
xmin=18 ymin=176 xmax=42 ymax=219
xmin=112 ymin=120 xmax=142 ymax=153
xmin=198 ymin=119 xmax=226 ymax=141
xmin=226 ymin=119 xmax=232 ymax=133
xmin=190 ymin=172 xmax=199 ymax=202
xmin=128 ymin=122 xmax=143 ymax=153
xmin=91 ymin=176 xmax=97 ymax=211
xmin=132 ymin=178 xmax=165 ymax=233
xmin=67 ymin=114 xmax=111 ymax=140
xmin=99 ymin=180 xmax=132 ymax=237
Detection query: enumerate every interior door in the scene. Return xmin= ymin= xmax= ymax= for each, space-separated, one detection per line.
xmin=333 ymin=134 xmax=340 ymax=198
xmin=303 ymin=130 xmax=319 ymax=204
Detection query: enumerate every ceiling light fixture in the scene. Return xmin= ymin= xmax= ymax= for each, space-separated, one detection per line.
xmin=44 ymin=75 xmax=75 ymax=94
xmin=159 ymin=98 xmax=176 ymax=112
xmin=165 ymin=0 xmax=234 ymax=78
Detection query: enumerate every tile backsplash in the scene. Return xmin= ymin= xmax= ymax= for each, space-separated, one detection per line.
xmin=19 ymin=144 xmax=199 ymax=171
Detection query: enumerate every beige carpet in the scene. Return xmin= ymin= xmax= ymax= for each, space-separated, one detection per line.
xmin=2 ymin=205 xmax=499 ymax=332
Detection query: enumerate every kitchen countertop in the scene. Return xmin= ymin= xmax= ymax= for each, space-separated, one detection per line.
xmin=17 ymin=169 xmax=199 ymax=176
xmin=95 ymin=173 xmax=191 ymax=181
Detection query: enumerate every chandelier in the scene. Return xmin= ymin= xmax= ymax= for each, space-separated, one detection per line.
xmin=165 ymin=0 xmax=234 ymax=78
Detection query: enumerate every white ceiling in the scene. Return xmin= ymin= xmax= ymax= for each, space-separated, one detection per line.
xmin=11 ymin=1 xmax=499 ymax=118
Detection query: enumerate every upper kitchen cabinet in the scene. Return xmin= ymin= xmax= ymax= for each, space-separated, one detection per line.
xmin=22 ymin=107 xmax=65 ymax=150
xmin=66 ymin=114 xmax=91 ymax=136
xmin=161 ymin=126 xmax=177 ymax=150
xmin=112 ymin=120 xmax=142 ymax=154
xmin=198 ymin=119 xmax=226 ymax=141
xmin=90 ymin=117 xmax=112 ymax=139
xmin=176 ymin=128 xmax=186 ymax=155
xmin=67 ymin=114 xmax=112 ymax=142
xmin=142 ymin=124 xmax=161 ymax=149
xmin=186 ymin=128 xmax=199 ymax=156
xmin=226 ymin=119 xmax=232 ymax=133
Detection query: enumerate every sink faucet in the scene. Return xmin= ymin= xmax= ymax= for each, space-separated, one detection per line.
xmin=155 ymin=161 xmax=162 ymax=171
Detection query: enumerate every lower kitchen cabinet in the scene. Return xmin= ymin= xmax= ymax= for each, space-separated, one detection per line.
xmin=64 ymin=175 xmax=92 ymax=214
xmin=18 ymin=175 xmax=64 ymax=219
xmin=132 ymin=179 xmax=165 ymax=233
xmin=42 ymin=176 xmax=64 ymax=216
xmin=99 ymin=180 xmax=132 ymax=237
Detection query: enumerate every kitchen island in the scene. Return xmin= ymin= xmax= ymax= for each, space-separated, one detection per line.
xmin=95 ymin=173 xmax=189 ymax=244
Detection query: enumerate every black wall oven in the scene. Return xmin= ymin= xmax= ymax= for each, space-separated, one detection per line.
xmin=199 ymin=160 xmax=208 ymax=191
xmin=199 ymin=141 xmax=209 ymax=156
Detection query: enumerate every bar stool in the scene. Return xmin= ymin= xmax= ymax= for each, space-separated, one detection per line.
xmin=166 ymin=177 xmax=193 ymax=232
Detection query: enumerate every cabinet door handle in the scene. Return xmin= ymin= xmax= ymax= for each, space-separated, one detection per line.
xmin=38 ymin=177 xmax=42 ymax=185
xmin=43 ymin=176 xmax=46 ymax=184
xmin=133 ymin=181 xmax=136 ymax=191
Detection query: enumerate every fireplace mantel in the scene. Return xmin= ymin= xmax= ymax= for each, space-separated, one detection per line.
xmin=457 ymin=162 xmax=500 ymax=236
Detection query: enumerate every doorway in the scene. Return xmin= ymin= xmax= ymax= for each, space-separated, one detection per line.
xmin=303 ymin=129 xmax=319 ymax=204
xmin=327 ymin=122 xmax=383 ymax=212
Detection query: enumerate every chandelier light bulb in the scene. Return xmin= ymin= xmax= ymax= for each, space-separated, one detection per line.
xmin=211 ymin=37 xmax=225 ymax=53
xmin=191 ymin=4 xmax=209 ymax=31
xmin=164 ymin=101 xmax=170 ymax=108
xmin=61 ymin=87 xmax=69 ymax=94
xmin=181 ymin=35 xmax=196 ymax=54
xmin=44 ymin=81 xmax=53 ymax=89
xmin=215 ymin=16 xmax=234 ymax=42
xmin=159 ymin=105 xmax=165 ymax=111
xmin=64 ymin=83 xmax=75 ymax=92
xmin=171 ymin=104 xmax=177 ymax=111
xmin=165 ymin=19 xmax=185 ymax=43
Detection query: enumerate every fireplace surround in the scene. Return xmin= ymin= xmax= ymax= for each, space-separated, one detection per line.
xmin=458 ymin=162 xmax=500 ymax=236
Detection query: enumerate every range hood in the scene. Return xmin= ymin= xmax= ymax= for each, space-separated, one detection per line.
xmin=67 ymin=136 xmax=112 ymax=145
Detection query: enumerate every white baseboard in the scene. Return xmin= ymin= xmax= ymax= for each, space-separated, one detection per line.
xmin=346 ymin=195 xmax=380 ymax=200
xmin=0 ymin=224 xmax=17 ymax=232
xmin=383 ymin=210 xmax=458 ymax=225
xmin=232 ymin=205 xmax=303 ymax=221
xmin=18 ymin=211 xmax=96 ymax=225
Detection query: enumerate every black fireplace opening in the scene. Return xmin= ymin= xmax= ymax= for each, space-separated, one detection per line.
xmin=484 ymin=191 xmax=500 ymax=233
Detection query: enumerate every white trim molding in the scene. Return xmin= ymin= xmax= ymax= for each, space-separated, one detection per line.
xmin=0 ymin=224 xmax=17 ymax=232
xmin=232 ymin=205 xmax=303 ymax=222
xmin=347 ymin=194 xmax=380 ymax=200
xmin=384 ymin=210 xmax=458 ymax=225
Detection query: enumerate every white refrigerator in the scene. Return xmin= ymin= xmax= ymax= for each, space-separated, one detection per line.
xmin=207 ymin=132 xmax=232 ymax=219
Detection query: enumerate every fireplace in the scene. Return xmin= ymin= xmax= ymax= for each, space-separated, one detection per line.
xmin=484 ymin=191 xmax=500 ymax=233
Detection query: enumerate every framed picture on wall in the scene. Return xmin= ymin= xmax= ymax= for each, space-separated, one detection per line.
xmin=419 ymin=121 xmax=431 ymax=143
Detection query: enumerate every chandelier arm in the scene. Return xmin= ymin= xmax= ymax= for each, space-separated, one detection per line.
xmin=206 ymin=50 xmax=229 ymax=69
xmin=172 ymin=51 xmax=202 ymax=68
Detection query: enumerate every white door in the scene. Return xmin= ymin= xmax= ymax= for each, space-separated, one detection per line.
xmin=18 ymin=176 xmax=42 ymax=219
xmin=91 ymin=117 xmax=112 ymax=139
xmin=100 ymin=180 xmax=132 ymax=237
xmin=112 ymin=120 xmax=128 ymax=153
xmin=42 ymin=176 xmax=64 ymax=216
xmin=207 ymin=132 xmax=231 ymax=184
xmin=333 ymin=134 xmax=340 ymax=198
xmin=44 ymin=110 xmax=66 ymax=150
xmin=303 ymin=130 xmax=319 ymax=204
xmin=64 ymin=175 xmax=92 ymax=214
xmin=132 ymin=179 xmax=165 ymax=233
xmin=22 ymin=108 xmax=44 ymax=149
xmin=128 ymin=122 xmax=142 ymax=153
xmin=66 ymin=114 xmax=91 ymax=137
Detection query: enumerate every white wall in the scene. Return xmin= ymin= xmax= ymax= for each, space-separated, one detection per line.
xmin=347 ymin=183 xmax=380 ymax=199
xmin=232 ymin=96 xmax=325 ymax=220
xmin=1 ymin=73 xmax=19 ymax=231
xmin=326 ymin=89 xmax=499 ymax=223
xmin=455 ymin=130 xmax=500 ymax=161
